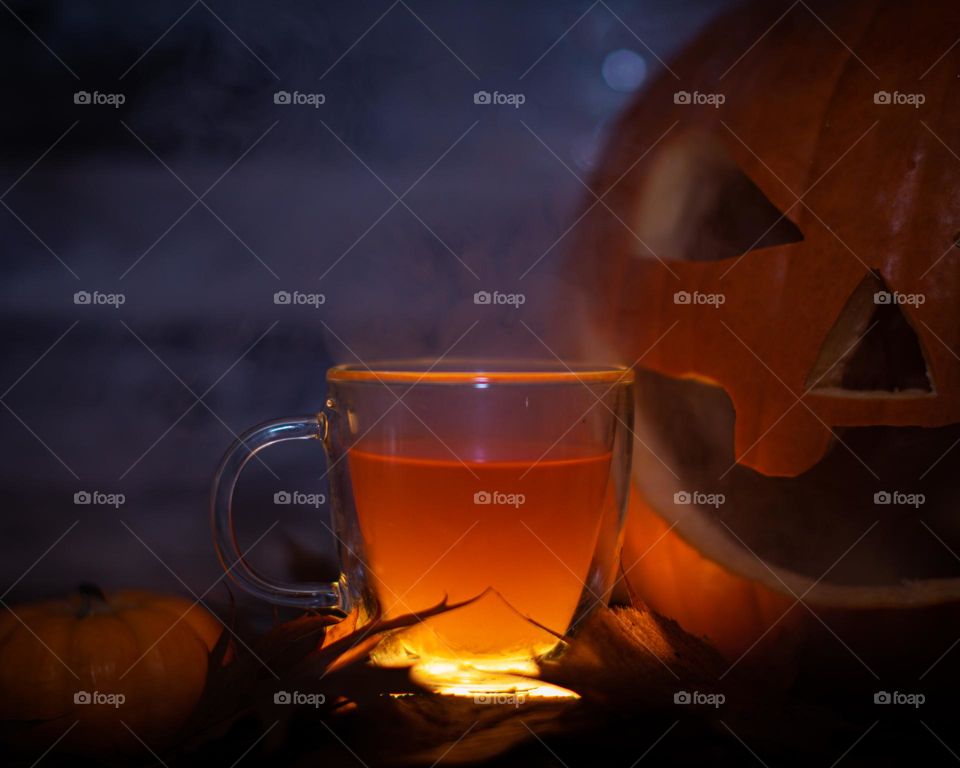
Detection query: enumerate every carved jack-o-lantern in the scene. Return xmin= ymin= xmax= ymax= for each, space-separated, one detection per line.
xmin=573 ymin=0 xmax=960 ymax=665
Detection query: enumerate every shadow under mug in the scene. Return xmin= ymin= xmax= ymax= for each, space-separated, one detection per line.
xmin=211 ymin=360 xmax=634 ymax=693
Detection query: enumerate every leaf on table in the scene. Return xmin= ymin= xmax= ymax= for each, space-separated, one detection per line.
xmin=539 ymin=604 xmax=728 ymax=708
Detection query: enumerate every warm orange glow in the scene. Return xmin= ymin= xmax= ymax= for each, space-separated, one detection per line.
xmin=349 ymin=450 xmax=612 ymax=683
xmin=622 ymin=485 xmax=796 ymax=660
xmin=411 ymin=661 xmax=579 ymax=699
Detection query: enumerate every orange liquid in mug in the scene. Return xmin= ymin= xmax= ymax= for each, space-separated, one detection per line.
xmin=348 ymin=449 xmax=613 ymax=668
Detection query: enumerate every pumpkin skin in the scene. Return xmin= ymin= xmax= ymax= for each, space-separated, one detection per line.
xmin=572 ymin=0 xmax=960 ymax=672
xmin=0 ymin=587 xmax=221 ymax=754
xmin=622 ymin=485 xmax=799 ymax=662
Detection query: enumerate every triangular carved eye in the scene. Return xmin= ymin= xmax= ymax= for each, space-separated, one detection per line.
xmin=807 ymin=271 xmax=933 ymax=393
xmin=631 ymin=132 xmax=803 ymax=262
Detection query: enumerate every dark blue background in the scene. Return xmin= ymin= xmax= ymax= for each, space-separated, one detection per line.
xmin=0 ymin=1 xmax=729 ymax=607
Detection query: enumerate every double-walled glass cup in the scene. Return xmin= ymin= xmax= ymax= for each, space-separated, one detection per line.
xmin=212 ymin=361 xmax=634 ymax=693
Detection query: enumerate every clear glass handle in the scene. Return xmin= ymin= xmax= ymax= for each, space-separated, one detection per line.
xmin=210 ymin=413 xmax=346 ymax=612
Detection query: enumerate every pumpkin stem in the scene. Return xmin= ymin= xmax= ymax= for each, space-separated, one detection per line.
xmin=77 ymin=582 xmax=107 ymax=618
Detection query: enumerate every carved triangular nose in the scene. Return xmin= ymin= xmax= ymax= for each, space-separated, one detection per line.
xmin=806 ymin=271 xmax=933 ymax=393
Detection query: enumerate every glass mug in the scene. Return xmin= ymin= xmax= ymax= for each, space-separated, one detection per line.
xmin=211 ymin=360 xmax=634 ymax=693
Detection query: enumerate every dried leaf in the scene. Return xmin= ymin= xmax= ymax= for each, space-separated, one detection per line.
xmin=171 ymin=593 xmax=489 ymax=755
xmin=539 ymin=604 xmax=728 ymax=708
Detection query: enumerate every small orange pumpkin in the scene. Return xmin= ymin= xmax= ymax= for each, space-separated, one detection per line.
xmin=0 ymin=585 xmax=221 ymax=754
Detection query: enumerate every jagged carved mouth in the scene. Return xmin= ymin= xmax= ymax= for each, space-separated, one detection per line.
xmin=632 ymin=369 xmax=960 ymax=585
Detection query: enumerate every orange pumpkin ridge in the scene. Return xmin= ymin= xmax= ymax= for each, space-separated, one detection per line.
xmin=0 ymin=586 xmax=222 ymax=756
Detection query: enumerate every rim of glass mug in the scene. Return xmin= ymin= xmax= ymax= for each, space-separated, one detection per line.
xmin=326 ymin=359 xmax=635 ymax=385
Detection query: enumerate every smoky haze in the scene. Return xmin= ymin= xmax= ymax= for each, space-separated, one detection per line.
xmin=0 ymin=0 xmax=727 ymax=602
